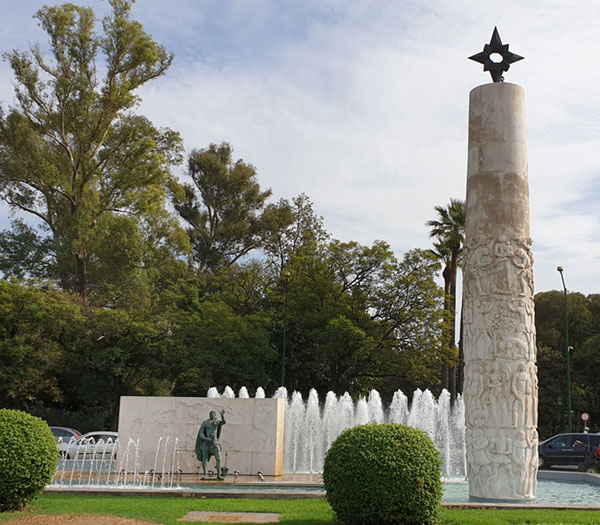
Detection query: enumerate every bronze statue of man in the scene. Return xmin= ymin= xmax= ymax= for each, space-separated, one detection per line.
xmin=195 ymin=409 xmax=226 ymax=479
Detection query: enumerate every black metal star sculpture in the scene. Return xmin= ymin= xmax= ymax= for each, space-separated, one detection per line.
xmin=469 ymin=27 xmax=524 ymax=82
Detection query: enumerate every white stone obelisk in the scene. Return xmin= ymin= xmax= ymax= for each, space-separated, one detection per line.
xmin=463 ymin=82 xmax=538 ymax=501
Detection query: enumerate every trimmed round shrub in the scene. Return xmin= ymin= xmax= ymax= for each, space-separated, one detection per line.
xmin=323 ymin=424 xmax=442 ymax=525
xmin=0 ymin=409 xmax=58 ymax=511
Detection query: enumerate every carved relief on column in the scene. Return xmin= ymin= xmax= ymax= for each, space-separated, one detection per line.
xmin=463 ymin=234 xmax=537 ymax=501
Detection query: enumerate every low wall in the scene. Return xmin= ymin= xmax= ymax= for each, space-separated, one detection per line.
xmin=537 ymin=469 xmax=600 ymax=486
xmin=118 ymin=396 xmax=285 ymax=476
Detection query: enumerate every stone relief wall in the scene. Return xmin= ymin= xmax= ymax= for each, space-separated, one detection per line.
xmin=118 ymin=396 xmax=286 ymax=476
xmin=463 ymin=234 xmax=538 ymax=500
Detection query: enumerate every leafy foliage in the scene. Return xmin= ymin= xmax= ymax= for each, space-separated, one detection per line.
xmin=170 ymin=294 xmax=277 ymax=396
xmin=0 ymin=409 xmax=58 ymax=511
xmin=323 ymin=424 xmax=442 ymax=525
xmin=262 ymin=193 xmax=328 ymax=272
xmin=535 ymin=291 xmax=600 ymax=438
xmin=0 ymin=281 xmax=83 ymax=412
xmin=274 ymin=242 xmax=447 ymax=396
xmin=0 ymin=220 xmax=54 ymax=280
xmin=0 ymin=278 xmax=184 ymax=430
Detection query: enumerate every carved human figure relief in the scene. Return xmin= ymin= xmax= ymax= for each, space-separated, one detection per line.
xmin=471 ymin=428 xmax=492 ymax=487
xmin=493 ymin=236 xmax=513 ymax=294
xmin=471 ymin=242 xmax=492 ymax=296
xmin=464 ymin=362 xmax=487 ymax=427
xmin=527 ymin=364 xmax=539 ymax=427
xmin=495 ymin=335 xmax=524 ymax=360
xmin=507 ymin=299 xmax=536 ymax=357
xmin=511 ymin=237 xmax=534 ymax=297
xmin=490 ymin=431 xmax=513 ymax=495
xmin=527 ymin=429 xmax=539 ymax=494
xmin=486 ymin=363 xmax=507 ymax=427
xmin=474 ymin=332 xmax=492 ymax=361
xmin=463 ymin=237 xmax=492 ymax=298
xmin=464 ymin=235 xmax=537 ymax=499
xmin=511 ymin=431 xmax=532 ymax=497
xmin=511 ymin=363 xmax=531 ymax=428
xmin=471 ymin=298 xmax=494 ymax=361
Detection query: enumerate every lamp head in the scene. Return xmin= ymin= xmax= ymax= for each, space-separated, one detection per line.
xmin=557 ymin=266 xmax=564 ymax=273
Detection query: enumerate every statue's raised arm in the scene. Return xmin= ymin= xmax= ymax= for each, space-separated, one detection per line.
xmin=216 ymin=409 xmax=226 ymax=439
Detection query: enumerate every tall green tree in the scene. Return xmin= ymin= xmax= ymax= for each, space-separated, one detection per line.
xmin=426 ymin=198 xmax=465 ymax=397
xmin=175 ymin=143 xmax=292 ymax=272
xmin=0 ymin=0 xmax=183 ymax=305
xmin=369 ymin=248 xmax=449 ymax=397
xmin=535 ymin=290 xmax=600 ymax=435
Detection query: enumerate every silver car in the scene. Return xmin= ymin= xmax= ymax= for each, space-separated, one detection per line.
xmin=58 ymin=431 xmax=118 ymax=459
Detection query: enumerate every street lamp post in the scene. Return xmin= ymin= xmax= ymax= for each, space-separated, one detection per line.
xmin=557 ymin=266 xmax=573 ymax=432
xmin=281 ymin=271 xmax=290 ymax=387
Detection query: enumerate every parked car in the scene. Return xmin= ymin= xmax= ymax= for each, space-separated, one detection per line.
xmin=50 ymin=426 xmax=81 ymax=443
xmin=58 ymin=431 xmax=118 ymax=460
xmin=538 ymin=433 xmax=600 ymax=469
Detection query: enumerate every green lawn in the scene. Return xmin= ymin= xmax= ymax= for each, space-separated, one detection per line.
xmin=1 ymin=494 xmax=600 ymax=524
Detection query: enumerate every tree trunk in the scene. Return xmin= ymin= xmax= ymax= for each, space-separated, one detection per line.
xmin=441 ymin=263 xmax=451 ymax=391
xmin=111 ymin=396 xmax=120 ymax=431
xmin=449 ymin=247 xmax=458 ymax=348
xmin=448 ymin=246 xmax=459 ymax=401
xmin=458 ymin=301 xmax=464 ymax=394
xmin=77 ymin=252 xmax=88 ymax=308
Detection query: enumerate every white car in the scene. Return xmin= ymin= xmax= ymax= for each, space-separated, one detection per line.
xmin=58 ymin=431 xmax=119 ymax=460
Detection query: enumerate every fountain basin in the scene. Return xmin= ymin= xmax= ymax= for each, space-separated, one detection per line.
xmin=47 ymin=471 xmax=600 ymax=509
xmin=443 ymin=476 xmax=600 ymax=507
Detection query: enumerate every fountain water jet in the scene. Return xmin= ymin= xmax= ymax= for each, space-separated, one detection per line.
xmin=52 ymin=436 xmax=181 ymax=489
xmin=228 ymin=386 xmax=466 ymax=478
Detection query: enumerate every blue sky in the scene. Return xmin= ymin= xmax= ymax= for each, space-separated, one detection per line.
xmin=0 ymin=0 xmax=599 ymax=295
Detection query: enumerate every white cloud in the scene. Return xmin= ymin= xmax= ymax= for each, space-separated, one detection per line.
xmin=1 ymin=0 xmax=599 ymax=295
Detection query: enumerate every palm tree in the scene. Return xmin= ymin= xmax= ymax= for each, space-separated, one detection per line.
xmin=426 ymin=198 xmax=466 ymax=398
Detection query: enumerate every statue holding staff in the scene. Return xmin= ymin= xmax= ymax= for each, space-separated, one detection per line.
xmin=195 ymin=409 xmax=226 ymax=479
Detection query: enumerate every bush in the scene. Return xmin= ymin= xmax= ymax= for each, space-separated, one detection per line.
xmin=0 ymin=409 xmax=58 ymax=511
xmin=323 ymin=424 xmax=442 ymax=525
